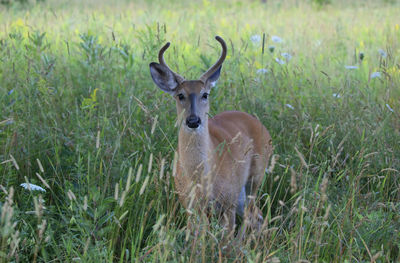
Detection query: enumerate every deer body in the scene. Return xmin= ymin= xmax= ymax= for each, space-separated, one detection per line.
xmin=150 ymin=37 xmax=273 ymax=232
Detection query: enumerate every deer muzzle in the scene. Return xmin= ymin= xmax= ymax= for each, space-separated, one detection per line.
xmin=186 ymin=115 xmax=201 ymax=129
xmin=186 ymin=93 xmax=201 ymax=129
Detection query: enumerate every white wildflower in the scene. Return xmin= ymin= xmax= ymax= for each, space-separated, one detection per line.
xmin=386 ymin=104 xmax=394 ymax=113
xmin=370 ymin=72 xmax=382 ymax=79
xmin=275 ymin=58 xmax=285 ymax=65
xmin=333 ymin=93 xmax=341 ymax=98
xmin=250 ymin=34 xmax=261 ymax=44
xmin=285 ymin=104 xmax=294 ymax=110
xmin=281 ymin=52 xmax=292 ymax=61
xmin=271 ymin=35 xmax=283 ymax=43
xmin=345 ymin=65 xmax=358 ymax=70
xmin=20 ymin=183 xmax=46 ymax=192
xmin=378 ymin=49 xmax=387 ymax=58
xmin=257 ymin=68 xmax=268 ymax=74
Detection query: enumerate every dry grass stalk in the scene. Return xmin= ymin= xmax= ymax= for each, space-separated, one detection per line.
xmin=35 ymin=173 xmax=50 ymax=189
xmin=294 ymin=147 xmax=308 ymax=169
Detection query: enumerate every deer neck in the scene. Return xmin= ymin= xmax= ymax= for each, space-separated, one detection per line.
xmin=178 ymin=122 xmax=212 ymax=181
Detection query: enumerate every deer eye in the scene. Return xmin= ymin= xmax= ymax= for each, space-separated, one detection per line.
xmin=202 ymin=93 xmax=209 ymax=100
xmin=177 ymin=94 xmax=185 ymax=101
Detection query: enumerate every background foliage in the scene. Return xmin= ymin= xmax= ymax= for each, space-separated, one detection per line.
xmin=0 ymin=0 xmax=399 ymax=262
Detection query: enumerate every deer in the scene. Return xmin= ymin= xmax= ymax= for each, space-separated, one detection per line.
xmin=149 ymin=36 xmax=273 ymax=235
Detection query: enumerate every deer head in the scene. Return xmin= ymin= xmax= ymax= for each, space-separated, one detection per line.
xmin=149 ymin=36 xmax=227 ymax=130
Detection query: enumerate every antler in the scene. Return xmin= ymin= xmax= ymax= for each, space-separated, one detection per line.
xmin=200 ymin=36 xmax=227 ymax=82
xmin=158 ymin=42 xmax=185 ymax=84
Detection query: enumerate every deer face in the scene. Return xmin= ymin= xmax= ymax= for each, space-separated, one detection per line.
xmin=175 ymin=77 xmax=218 ymax=129
xmin=150 ymin=36 xmax=226 ymax=130
xmin=149 ymin=69 xmax=221 ymax=130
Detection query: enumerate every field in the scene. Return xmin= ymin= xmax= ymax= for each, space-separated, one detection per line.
xmin=0 ymin=0 xmax=400 ymax=262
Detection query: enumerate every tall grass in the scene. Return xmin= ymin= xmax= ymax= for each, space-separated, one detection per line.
xmin=0 ymin=0 xmax=399 ymax=262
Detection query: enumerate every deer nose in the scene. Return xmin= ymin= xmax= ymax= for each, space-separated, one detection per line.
xmin=186 ymin=115 xmax=201 ymax=129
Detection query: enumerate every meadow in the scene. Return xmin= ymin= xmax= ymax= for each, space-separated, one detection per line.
xmin=0 ymin=0 xmax=399 ymax=262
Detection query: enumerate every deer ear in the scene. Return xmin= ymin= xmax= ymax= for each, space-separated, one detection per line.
xmin=206 ymin=65 xmax=222 ymax=88
xmin=149 ymin=62 xmax=178 ymax=94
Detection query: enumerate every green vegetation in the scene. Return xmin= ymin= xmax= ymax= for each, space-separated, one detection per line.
xmin=0 ymin=0 xmax=399 ymax=262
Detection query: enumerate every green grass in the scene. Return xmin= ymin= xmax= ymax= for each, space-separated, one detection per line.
xmin=0 ymin=0 xmax=399 ymax=262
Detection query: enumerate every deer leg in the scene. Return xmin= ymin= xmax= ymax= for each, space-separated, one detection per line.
xmin=245 ymin=156 xmax=266 ymax=230
xmin=236 ymin=186 xmax=246 ymax=218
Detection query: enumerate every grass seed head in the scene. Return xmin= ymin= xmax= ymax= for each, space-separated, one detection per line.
xmin=148 ymin=153 xmax=153 ymax=174
xmin=114 ymin=183 xmax=119 ymax=200
xmin=320 ymin=176 xmax=329 ymax=203
xmin=159 ymin=158 xmax=165 ymax=179
xmin=67 ymin=190 xmax=76 ymax=201
xmin=10 ymin=154 xmax=19 ymax=170
xmin=139 ymin=176 xmax=149 ymax=195
xmin=36 ymin=158 xmax=44 ymax=173
xmin=135 ymin=164 xmax=143 ymax=183
xmin=126 ymin=167 xmax=133 ymax=192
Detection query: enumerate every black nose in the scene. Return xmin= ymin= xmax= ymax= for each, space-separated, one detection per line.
xmin=186 ymin=115 xmax=201 ymax=129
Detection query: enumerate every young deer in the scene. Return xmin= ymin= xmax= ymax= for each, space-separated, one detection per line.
xmin=149 ymin=36 xmax=273 ymax=233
